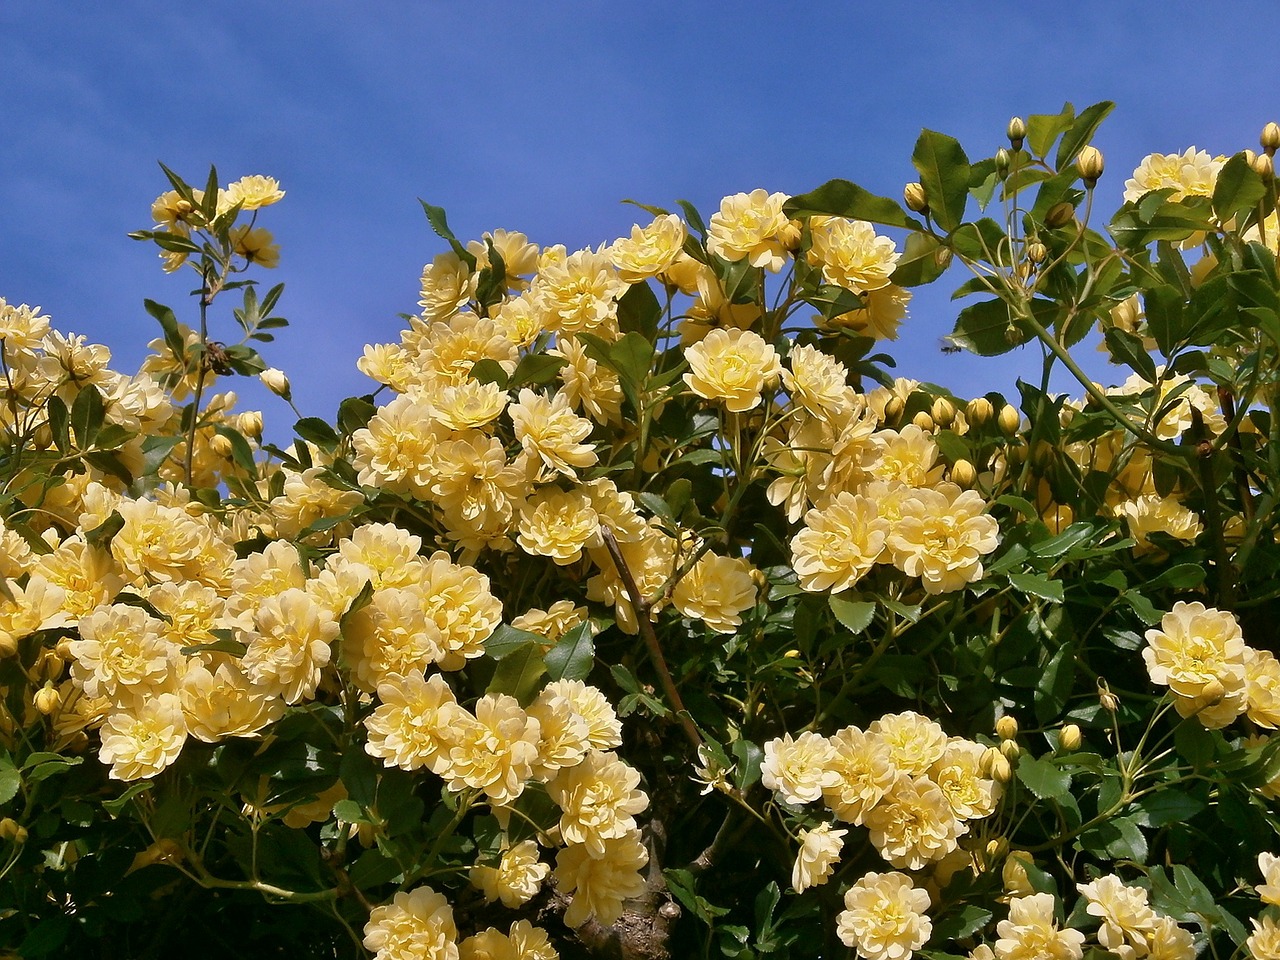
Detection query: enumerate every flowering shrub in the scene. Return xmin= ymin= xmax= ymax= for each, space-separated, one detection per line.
xmin=2 ymin=103 xmax=1280 ymax=959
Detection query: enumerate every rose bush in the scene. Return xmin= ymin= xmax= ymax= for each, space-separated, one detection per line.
xmin=2 ymin=102 xmax=1280 ymax=959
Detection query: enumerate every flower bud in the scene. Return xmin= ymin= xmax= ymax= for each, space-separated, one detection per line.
xmin=237 ymin=410 xmax=264 ymax=440
xmin=1262 ymin=121 xmax=1280 ymax=156
xmin=1252 ymin=153 xmax=1275 ymax=180
xmin=1098 ymin=679 xmax=1120 ymax=713
xmin=998 ymin=403 xmax=1021 ymax=437
xmin=1045 ymin=201 xmax=1076 ymax=229
xmin=999 ymin=738 xmax=1020 ymax=761
xmin=985 ymin=837 xmax=1009 ymax=864
xmin=995 ymin=715 xmax=1019 ymax=741
xmin=912 ymin=411 xmax=935 ymax=432
xmin=1058 ymin=723 xmax=1082 ymax=751
xmin=884 ymin=397 xmax=904 ymax=423
xmin=930 ymin=397 xmax=956 ymax=428
xmin=0 ymin=818 xmax=25 ymax=844
xmin=209 ymin=433 xmax=234 ymax=458
xmin=1007 ymin=117 xmax=1027 ymax=150
xmin=32 ymin=423 xmax=53 ymax=451
xmin=1076 ymin=146 xmax=1104 ymax=186
xmin=903 ymin=182 xmax=929 ymax=213
xmin=1026 ymin=240 xmax=1047 ymax=264
xmin=966 ymin=397 xmax=994 ymax=427
xmin=1003 ymin=850 xmax=1035 ymax=895
xmin=34 ymin=682 xmax=61 ymax=716
xmin=995 ymin=148 xmax=1012 ymax=179
xmin=982 ymin=746 xmax=1012 ymax=782
xmin=949 ymin=458 xmax=977 ymax=489
xmin=260 ymin=367 xmax=291 ymax=400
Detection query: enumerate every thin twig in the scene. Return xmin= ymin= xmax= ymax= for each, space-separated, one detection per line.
xmin=600 ymin=526 xmax=703 ymax=751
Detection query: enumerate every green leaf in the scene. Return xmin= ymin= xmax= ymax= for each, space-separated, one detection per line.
xmin=485 ymin=624 xmax=544 ymax=660
xmin=932 ymin=905 xmax=994 ymax=942
xmin=181 ymin=635 xmax=248 ymax=658
xmin=676 ymin=199 xmax=707 ymax=238
xmin=784 ymin=179 xmax=921 ymax=230
xmin=544 ymin=622 xmax=594 ymax=682
xmin=70 ymin=383 xmax=105 ymax=449
xmin=1034 ymin=643 xmax=1075 ymax=724
xmin=1132 ymin=790 xmax=1205 ymax=827
xmin=1174 ymin=718 xmax=1215 ymax=770
xmin=1016 ymin=755 xmax=1072 ymax=799
xmin=1103 ymin=327 xmax=1158 ymax=383
xmin=828 ymin=596 xmax=875 ymax=635
xmin=912 ymin=129 xmax=971 ymax=232
xmin=610 ymin=331 xmax=656 ymax=389
xmin=1026 ymin=103 xmax=1076 ymax=159
xmin=294 ymin=417 xmax=340 ymax=451
xmin=1053 ymin=101 xmax=1114 ymax=171
xmin=617 ymin=280 xmax=662 ymax=340
xmin=213 ymin=426 xmax=258 ymax=477
xmin=1213 ymin=152 xmax=1267 ymax=223
xmin=486 ymin=642 xmax=546 ymax=705
xmin=418 ymin=199 xmax=477 ymax=269
xmin=144 ymin=298 xmax=186 ymax=358
xmin=1008 ymin=572 xmax=1065 ymax=603
xmin=891 ymin=232 xmax=950 ymax=287
xmin=801 ymin=283 xmax=864 ymax=322
xmin=474 ymin=237 xmax=508 ymax=312
xmin=948 ymin=298 xmax=1016 ymax=356
xmin=337 ymin=396 xmax=377 ymax=436
xmin=508 ymin=353 xmax=566 ymax=389
xmin=1144 ymin=285 xmax=1187 ymax=355
xmin=45 ymin=395 xmax=70 ymax=453
xmin=84 ymin=510 xmax=125 ymax=549
xmin=0 ymin=755 xmax=19 ymax=804
xmin=664 ymin=868 xmax=728 ymax=923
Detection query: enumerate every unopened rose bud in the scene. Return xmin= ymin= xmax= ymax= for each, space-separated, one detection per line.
xmin=1003 ymin=850 xmax=1035 ymax=895
xmin=209 ymin=433 xmax=234 ymax=458
xmin=34 ymin=683 xmax=61 ymax=716
xmin=950 ymin=458 xmax=977 ymax=489
xmin=1253 ymin=153 xmax=1274 ymax=180
xmin=999 ymin=738 xmax=1020 ymax=761
xmin=884 ymin=397 xmax=904 ymax=423
xmin=1059 ymin=723 xmax=1082 ymax=751
xmin=912 ymin=411 xmax=935 ymax=432
xmin=967 ymin=397 xmax=994 ymax=427
xmin=998 ymin=403 xmax=1021 ymax=437
xmin=1098 ymin=679 xmax=1120 ymax=712
xmin=904 ymin=182 xmax=929 ymax=213
xmin=1007 ymin=117 xmax=1027 ymax=150
xmin=1076 ymin=146 xmax=1104 ymax=186
xmin=996 ymin=715 xmax=1019 ymax=741
xmin=985 ymin=837 xmax=1009 ymax=864
xmin=0 ymin=818 xmax=25 ymax=844
xmin=1026 ymin=240 xmax=1047 ymax=264
xmin=1261 ymin=121 xmax=1280 ymax=156
xmin=930 ymin=397 xmax=956 ymax=428
xmin=32 ymin=423 xmax=52 ymax=450
xmin=237 ymin=410 xmax=264 ymax=439
xmin=1045 ymin=201 xmax=1076 ymax=229
xmin=995 ymin=148 xmax=1012 ymax=179
xmin=982 ymin=746 xmax=1012 ymax=782
xmin=260 ymin=367 xmax=291 ymax=400
xmin=55 ymin=638 xmax=75 ymax=661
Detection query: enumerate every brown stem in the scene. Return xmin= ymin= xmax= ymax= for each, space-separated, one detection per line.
xmin=600 ymin=526 xmax=702 ymax=752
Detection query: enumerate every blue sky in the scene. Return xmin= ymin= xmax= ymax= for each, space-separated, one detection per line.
xmin=2 ymin=2 xmax=1277 ymax=426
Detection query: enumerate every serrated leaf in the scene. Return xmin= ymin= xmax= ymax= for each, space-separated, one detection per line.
xmin=912 ymin=129 xmax=970 ymax=232
xmin=0 ymin=757 xmax=19 ymax=805
xmin=1053 ymin=100 xmax=1114 ymax=171
xmin=418 ymin=199 xmax=476 ymax=269
xmin=294 ymin=417 xmax=340 ymax=451
xmin=1008 ymin=572 xmax=1066 ymax=603
xmin=1104 ymin=327 xmax=1158 ymax=383
xmin=1016 ymin=754 xmax=1072 ymax=799
xmin=486 ymin=642 xmax=546 ymax=705
xmin=70 ymin=383 xmax=105 ymax=449
xmin=784 ymin=178 xmax=920 ymax=230
xmin=544 ymin=622 xmax=594 ymax=681
xmin=1213 ymin=152 xmax=1267 ymax=223
xmin=486 ymin=625 xmax=544 ymax=661
xmin=828 ymin=596 xmax=875 ymax=634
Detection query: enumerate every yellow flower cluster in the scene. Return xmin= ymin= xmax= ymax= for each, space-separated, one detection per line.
xmin=836 ymin=870 xmax=932 ymax=960
xmin=763 ymin=712 xmax=1001 ymax=875
xmin=1143 ymin=600 xmax=1280 ymax=730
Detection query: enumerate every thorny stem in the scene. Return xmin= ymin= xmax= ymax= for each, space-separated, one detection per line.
xmin=600 ymin=525 xmax=703 ymax=752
